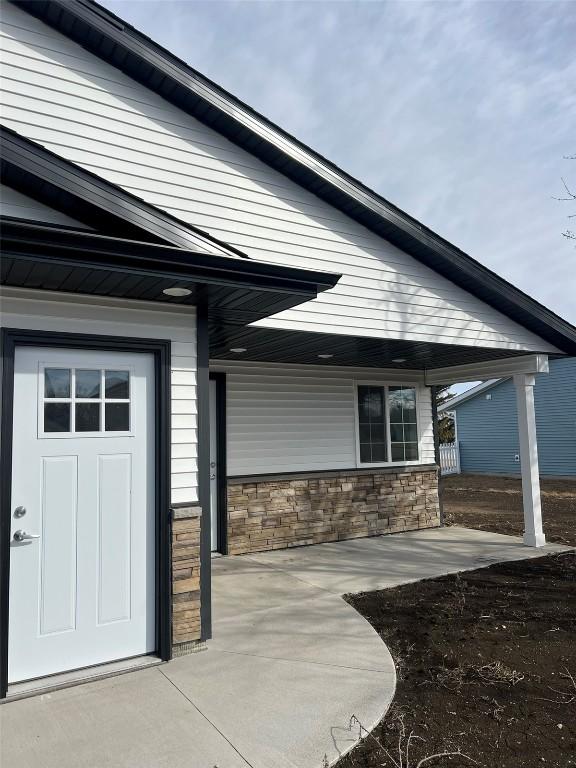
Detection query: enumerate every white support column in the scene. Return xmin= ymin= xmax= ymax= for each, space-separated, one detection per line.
xmin=513 ymin=374 xmax=545 ymax=547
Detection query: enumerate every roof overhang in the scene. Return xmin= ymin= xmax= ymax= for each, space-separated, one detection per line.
xmin=0 ymin=220 xmax=340 ymax=326
xmin=0 ymin=126 xmax=250 ymax=258
xmin=9 ymin=0 xmax=576 ymax=355
xmin=208 ymin=323 xmax=553 ymax=371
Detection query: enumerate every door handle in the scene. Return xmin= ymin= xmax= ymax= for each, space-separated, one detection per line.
xmin=210 ymin=473 xmax=216 ymax=480
xmin=13 ymin=529 xmax=40 ymax=543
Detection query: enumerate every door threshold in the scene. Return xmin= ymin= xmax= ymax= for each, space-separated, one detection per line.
xmin=4 ymin=655 xmax=162 ymax=703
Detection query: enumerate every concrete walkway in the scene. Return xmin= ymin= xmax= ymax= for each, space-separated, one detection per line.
xmin=1 ymin=527 xmax=567 ymax=768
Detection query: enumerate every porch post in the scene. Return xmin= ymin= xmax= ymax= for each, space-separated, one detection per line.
xmin=513 ymin=374 xmax=545 ymax=547
xmin=196 ymin=300 xmax=212 ymax=639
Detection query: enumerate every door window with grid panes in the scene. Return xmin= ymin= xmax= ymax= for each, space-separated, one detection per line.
xmin=41 ymin=366 xmax=132 ymax=436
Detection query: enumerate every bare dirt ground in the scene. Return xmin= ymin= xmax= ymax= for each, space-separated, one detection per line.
xmin=442 ymin=474 xmax=576 ymax=547
xmin=338 ymin=553 xmax=575 ymax=768
xmin=336 ymin=475 xmax=575 ymax=768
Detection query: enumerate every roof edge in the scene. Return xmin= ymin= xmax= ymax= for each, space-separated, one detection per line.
xmin=8 ymin=0 xmax=576 ymax=354
xmin=0 ymin=124 xmax=251 ymax=260
xmin=1 ymin=218 xmax=341 ymax=294
xmin=439 ymin=379 xmax=505 ymax=412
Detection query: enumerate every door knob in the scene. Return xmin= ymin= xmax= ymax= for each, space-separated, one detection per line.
xmin=210 ymin=473 xmax=216 ymax=480
xmin=13 ymin=529 xmax=40 ymax=543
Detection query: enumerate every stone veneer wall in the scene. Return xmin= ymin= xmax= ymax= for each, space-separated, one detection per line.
xmin=227 ymin=465 xmax=440 ymax=555
xmin=171 ymin=506 xmax=202 ymax=654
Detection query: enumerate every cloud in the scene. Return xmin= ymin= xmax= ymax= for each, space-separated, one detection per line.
xmin=102 ymin=0 xmax=576 ymax=322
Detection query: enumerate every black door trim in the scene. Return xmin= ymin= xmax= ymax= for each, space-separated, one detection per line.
xmin=209 ymin=372 xmax=228 ymax=555
xmin=0 ymin=328 xmax=172 ymax=699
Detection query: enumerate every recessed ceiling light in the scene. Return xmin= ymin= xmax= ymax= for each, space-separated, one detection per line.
xmin=392 ymin=358 xmax=407 ymax=364
xmin=230 ymin=347 xmax=247 ymax=353
xmin=318 ymin=354 xmax=333 ymax=359
xmin=163 ymin=286 xmax=192 ymax=297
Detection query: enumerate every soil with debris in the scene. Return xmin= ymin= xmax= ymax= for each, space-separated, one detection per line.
xmin=338 ymin=552 xmax=576 ymax=768
xmin=442 ymin=474 xmax=576 ymax=547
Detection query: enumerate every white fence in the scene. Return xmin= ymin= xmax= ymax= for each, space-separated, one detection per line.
xmin=440 ymin=443 xmax=461 ymax=475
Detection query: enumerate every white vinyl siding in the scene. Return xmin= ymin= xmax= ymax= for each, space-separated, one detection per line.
xmin=0 ymin=183 xmax=90 ymax=228
xmin=0 ymin=288 xmax=198 ymax=505
xmin=0 ymin=4 xmax=558 ymax=354
xmin=211 ymin=361 xmax=435 ymax=476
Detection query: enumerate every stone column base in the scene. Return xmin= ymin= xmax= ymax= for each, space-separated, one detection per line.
xmin=172 ymin=506 xmax=202 ymax=655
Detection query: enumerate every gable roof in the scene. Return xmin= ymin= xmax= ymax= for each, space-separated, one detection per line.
xmin=1 ymin=125 xmax=250 ymax=258
xmin=8 ymin=0 xmax=576 ymax=355
xmin=438 ymin=380 xmax=503 ymax=412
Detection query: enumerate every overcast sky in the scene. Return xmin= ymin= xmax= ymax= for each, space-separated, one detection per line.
xmin=101 ymin=0 xmax=575 ymax=330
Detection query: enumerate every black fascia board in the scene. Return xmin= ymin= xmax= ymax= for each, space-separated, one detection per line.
xmin=9 ymin=0 xmax=576 ymax=354
xmin=0 ymin=219 xmax=340 ymax=296
xmin=0 ymin=125 xmax=251 ymax=260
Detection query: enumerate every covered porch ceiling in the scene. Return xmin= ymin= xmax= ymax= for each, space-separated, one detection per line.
xmin=208 ymin=323 xmax=560 ymax=374
xmin=0 ymin=220 xmax=340 ymax=326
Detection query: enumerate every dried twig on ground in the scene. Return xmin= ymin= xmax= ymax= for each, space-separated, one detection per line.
xmin=430 ymin=660 xmax=525 ymax=690
xmin=348 ymin=713 xmax=479 ymax=768
xmin=536 ymin=667 xmax=576 ymax=704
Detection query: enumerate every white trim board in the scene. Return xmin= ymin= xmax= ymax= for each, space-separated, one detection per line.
xmin=425 ymin=355 xmax=549 ymax=386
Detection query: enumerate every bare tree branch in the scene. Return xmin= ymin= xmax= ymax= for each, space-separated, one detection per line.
xmin=553 ymin=177 xmax=576 ymax=202
xmin=558 ymin=155 xmax=576 ymax=244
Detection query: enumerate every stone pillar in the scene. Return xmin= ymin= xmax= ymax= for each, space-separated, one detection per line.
xmin=172 ymin=506 xmax=203 ymax=655
xmin=513 ymin=374 xmax=545 ymax=547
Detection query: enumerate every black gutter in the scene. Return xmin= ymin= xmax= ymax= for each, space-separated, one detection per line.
xmin=9 ymin=0 xmax=576 ymax=355
xmin=1 ymin=220 xmax=340 ymax=295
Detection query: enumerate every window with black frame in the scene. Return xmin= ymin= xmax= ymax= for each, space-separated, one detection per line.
xmin=388 ymin=386 xmax=418 ymax=461
xmin=356 ymin=384 xmax=419 ymax=464
xmin=357 ymin=385 xmax=387 ymax=463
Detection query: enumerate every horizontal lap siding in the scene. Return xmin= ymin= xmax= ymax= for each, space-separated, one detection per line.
xmin=0 ymin=5 xmax=557 ymax=354
xmin=0 ymin=288 xmax=198 ymax=502
xmin=456 ymin=381 xmax=520 ymax=475
xmin=0 ymin=183 xmax=90 ymax=228
xmin=455 ymin=358 xmax=576 ymax=477
xmin=534 ymin=359 xmax=576 ymax=476
xmin=211 ymin=361 xmax=435 ymax=475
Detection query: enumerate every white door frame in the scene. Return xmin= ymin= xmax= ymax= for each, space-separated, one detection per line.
xmin=0 ymin=329 xmax=173 ymax=699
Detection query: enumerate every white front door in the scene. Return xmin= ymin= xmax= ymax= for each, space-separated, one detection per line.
xmin=8 ymin=347 xmax=155 ymax=684
xmin=209 ymin=378 xmax=219 ymax=552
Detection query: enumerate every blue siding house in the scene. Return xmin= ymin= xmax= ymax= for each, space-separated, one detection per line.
xmin=439 ymin=358 xmax=576 ymax=477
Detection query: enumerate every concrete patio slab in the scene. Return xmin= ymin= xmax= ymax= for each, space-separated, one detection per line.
xmin=248 ymin=526 xmax=569 ymax=595
xmin=211 ymin=552 xmax=331 ymax=621
xmin=2 ymin=526 xmax=569 ymax=768
xmin=211 ymin=590 xmax=393 ymax=671
xmin=0 ymin=665 xmax=249 ymax=768
xmin=163 ymin=648 xmax=393 ymax=768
